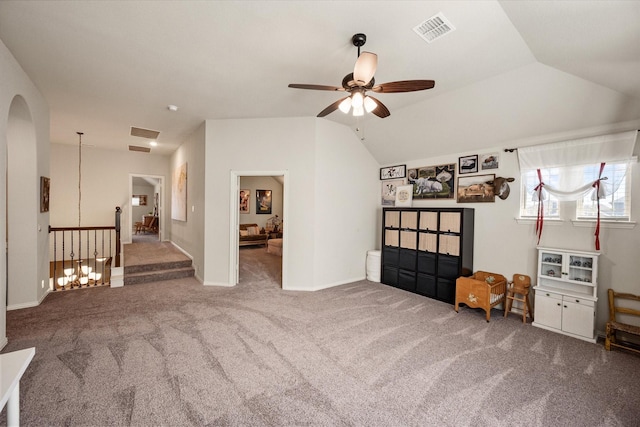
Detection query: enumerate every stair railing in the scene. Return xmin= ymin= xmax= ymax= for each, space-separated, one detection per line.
xmin=48 ymin=207 xmax=121 ymax=291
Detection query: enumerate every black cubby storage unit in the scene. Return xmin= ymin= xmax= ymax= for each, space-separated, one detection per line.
xmin=381 ymin=207 xmax=474 ymax=304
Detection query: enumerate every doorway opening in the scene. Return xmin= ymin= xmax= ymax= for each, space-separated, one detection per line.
xmin=129 ymin=174 xmax=164 ymax=244
xmin=230 ymin=171 xmax=288 ymax=289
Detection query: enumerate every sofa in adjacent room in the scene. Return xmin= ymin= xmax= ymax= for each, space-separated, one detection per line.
xmin=239 ymin=223 xmax=268 ymax=247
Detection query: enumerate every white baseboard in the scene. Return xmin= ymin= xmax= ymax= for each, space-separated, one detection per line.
xmin=203 ymin=281 xmax=235 ymax=287
xmin=0 ymin=336 xmax=7 ymax=350
xmin=170 ymin=241 xmax=194 ymax=260
xmin=285 ymin=276 xmax=366 ymax=292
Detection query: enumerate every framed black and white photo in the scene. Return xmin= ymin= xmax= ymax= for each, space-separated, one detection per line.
xmin=458 ymin=155 xmax=478 ymax=174
xmin=381 ymin=179 xmax=404 ymax=206
xmin=481 ymin=153 xmax=499 ymax=170
xmin=380 ymin=164 xmax=406 ymax=180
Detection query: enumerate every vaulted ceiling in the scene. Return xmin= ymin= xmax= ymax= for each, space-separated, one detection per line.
xmin=1 ymin=1 xmax=639 ymax=164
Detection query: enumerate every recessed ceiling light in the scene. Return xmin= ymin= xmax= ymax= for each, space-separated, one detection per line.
xmin=149 ymin=141 xmax=158 ymax=147
xmin=167 ymin=104 xmax=178 ymax=112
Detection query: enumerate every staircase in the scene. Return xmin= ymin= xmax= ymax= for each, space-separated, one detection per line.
xmin=123 ymin=241 xmax=195 ymax=285
xmin=124 ymin=259 xmax=194 ymax=285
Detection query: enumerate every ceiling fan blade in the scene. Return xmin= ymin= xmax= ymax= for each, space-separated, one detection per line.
xmin=367 ymin=95 xmax=390 ymax=118
xmin=353 ymin=51 xmax=378 ymax=86
xmin=288 ymin=83 xmax=344 ymax=91
xmin=371 ymin=80 xmax=435 ymax=93
xmin=317 ymin=96 xmax=350 ymax=117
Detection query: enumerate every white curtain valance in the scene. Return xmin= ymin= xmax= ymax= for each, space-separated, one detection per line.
xmin=518 ymin=130 xmax=638 ymax=171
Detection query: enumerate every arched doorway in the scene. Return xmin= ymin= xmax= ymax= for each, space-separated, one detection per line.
xmin=6 ymin=95 xmax=40 ymax=309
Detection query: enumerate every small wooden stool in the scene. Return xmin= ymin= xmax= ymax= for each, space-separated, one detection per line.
xmin=504 ymin=274 xmax=534 ymax=323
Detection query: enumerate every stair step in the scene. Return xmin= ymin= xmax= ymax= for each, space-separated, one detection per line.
xmin=124 ymin=266 xmax=194 ymax=285
xmin=124 ymin=259 xmax=192 ymax=275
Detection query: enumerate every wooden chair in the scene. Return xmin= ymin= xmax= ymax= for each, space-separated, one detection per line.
xmin=140 ymin=216 xmax=157 ymax=234
xmin=504 ymin=274 xmax=534 ymax=323
xmin=605 ymin=289 xmax=640 ymax=354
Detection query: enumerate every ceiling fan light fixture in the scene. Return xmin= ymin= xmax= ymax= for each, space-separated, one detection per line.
xmin=338 ymin=97 xmax=352 ymax=114
xmin=364 ymin=96 xmax=377 ymax=113
xmin=352 ymin=105 xmax=364 ymax=117
xmin=351 ymin=91 xmax=364 ymax=108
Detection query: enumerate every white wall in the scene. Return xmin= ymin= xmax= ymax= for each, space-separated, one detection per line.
xmin=314 ymin=120 xmax=380 ymax=288
xmin=393 ymin=131 xmax=639 ymax=335
xmin=50 ymin=143 xmax=171 ymax=244
xmin=204 ymin=117 xmax=380 ymax=291
xmin=170 ymin=122 xmax=205 ymax=280
xmin=238 ymin=176 xmax=283 ymax=230
xmin=0 ymin=38 xmax=50 ymax=334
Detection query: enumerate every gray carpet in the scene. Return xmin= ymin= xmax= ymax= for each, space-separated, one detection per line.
xmin=2 ymin=246 xmax=639 ymax=426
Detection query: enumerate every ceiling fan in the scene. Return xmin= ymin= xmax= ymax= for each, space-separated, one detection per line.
xmin=288 ymin=33 xmax=435 ymax=119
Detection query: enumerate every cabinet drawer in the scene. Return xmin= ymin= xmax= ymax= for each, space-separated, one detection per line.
xmin=399 ymin=249 xmax=417 ymax=270
xmin=398 ymin=270 xmax=416 ymax=292
xmin=382 ymin=247 xmax=399 ymax=266
xmin=535 ymin=290 xmax=562 ymax=301
xmin=417 ymin=252 xmax=436 ymax=275
xmin=439 ymin=234 xmax=460 ymax=256
xmin=562 ymin=296 xmax=594 ymax=308
xmin=382 ymin=266 xmax=398 ymax=286
xmin=437 ymin=278 xmax=456 ymax=304
xmin=439 ymin=212 xmax=461 ymax=233
xmin=438 ymin=254 xmax=460 ymax=279
xmin=416 ymin=273 xmax=436 ymax=298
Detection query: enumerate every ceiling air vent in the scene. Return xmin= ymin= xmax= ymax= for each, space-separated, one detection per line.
xmin=130 ymin=126 xmax=160 ymax=140
xmin=413 ymin=12 xmax=455 ymax=43
xmin=129 ymin=145 xmax=151 ymax=153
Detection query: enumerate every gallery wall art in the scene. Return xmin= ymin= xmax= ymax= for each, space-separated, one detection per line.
xmin=171 ymin=162 xmax=188 ymax=221
xmin=456 ymin=174 xmax=495 ymax=203
xmin=381 ymin=179 xmax=404 ymax=206
xmin=407 ymin=163 xmax=455 ymax=199
xmin=239 ymin=189 xmax=250 ymax=214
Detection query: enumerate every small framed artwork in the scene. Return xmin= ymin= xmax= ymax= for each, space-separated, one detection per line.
xmin=133 ymin=194 xmax=148 ymax=206
xmin=456 ymin=174 xmax=496 ymax=203
xmin=380 ymin=164 xmax=406 ymax=180
xmin=381 ymin=179 xmax=404 ymax=206
xmin=481 ymin=153 xmax=499 ymax=170
xmin=40 ymin=176 xmax=50 ymax=212
xmin=395 ymin=184 xmax=414 ymax=207
xmin=239 ymin=189 xmax=250 ymax=214
xmin=458 ymin=155 xmax=478 ymax=174
xmin=256 ymin=189 xmax=272 ymax=214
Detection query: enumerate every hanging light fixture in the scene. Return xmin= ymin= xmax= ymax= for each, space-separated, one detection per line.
xmin=77 ymin=131 xmax=83 ymax=227
xmin=338 ymin=89 xmax=378 ymax=117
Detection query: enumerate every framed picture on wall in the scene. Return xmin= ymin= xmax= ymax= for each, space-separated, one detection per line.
xmin=256 ymin=189 xmax=272 ymax=214
xmin=458 ymin=155 xmax=478 ymax=174
xmin=395 ymin=184 xmax=414 ymax=207
xmin=456 ymin=174 xmax=495 ymax=203
xmin=380 ymin=164 xmax=406 ymax=180
xmin=481 ymin=153 xmax=499 ymax=170
xmin=40 ymin=176 xmax=50 ymax=212
xmin=381 ymin=179 xmax=404 ymax=206
xmin=239 ymin=189 xmax=250 ymax=214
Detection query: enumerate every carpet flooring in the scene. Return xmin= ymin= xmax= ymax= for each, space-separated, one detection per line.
xmin=1 ymin=246 xmax=639 ymax=426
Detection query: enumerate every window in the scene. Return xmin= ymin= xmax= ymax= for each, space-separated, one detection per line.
xmin=577 ymin=161 xmax=631 ymax=220
xmin=520 ymin=169 xmax=560 ymax=218
xmin=520 ymin=161 xmax=632 ymax=221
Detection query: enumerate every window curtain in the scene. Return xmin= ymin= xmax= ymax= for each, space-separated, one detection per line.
xmin=518 ymin=130 xmax=638 ymax=248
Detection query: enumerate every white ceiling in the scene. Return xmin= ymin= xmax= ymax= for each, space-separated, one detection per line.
xmin=1 ymin=1 xmax=639 ymax=164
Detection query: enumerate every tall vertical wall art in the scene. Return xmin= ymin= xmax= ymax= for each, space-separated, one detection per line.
xmin=172 ymin=162 xmax=188 ymax=221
